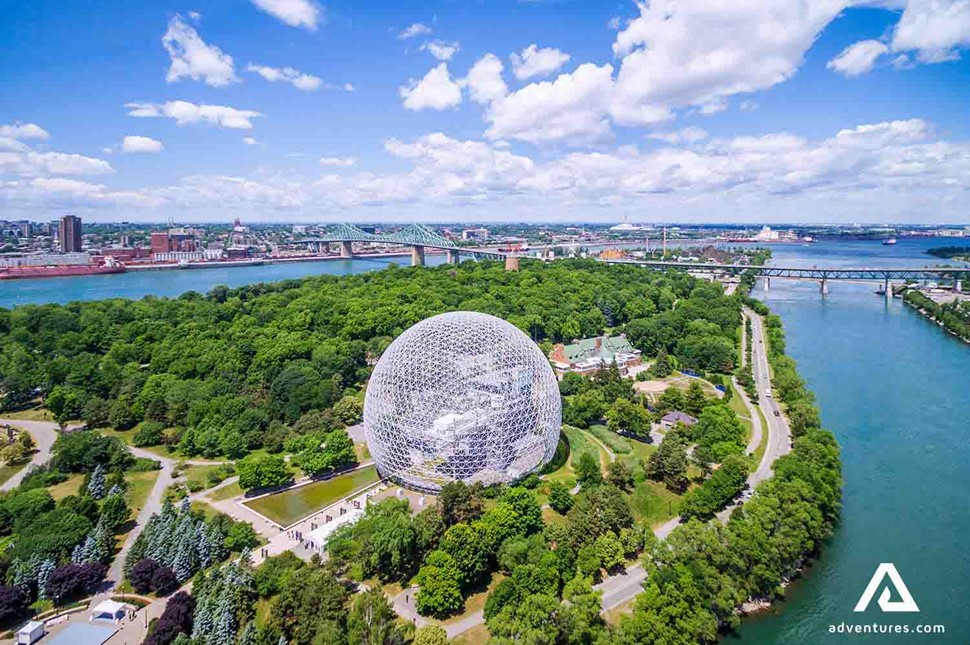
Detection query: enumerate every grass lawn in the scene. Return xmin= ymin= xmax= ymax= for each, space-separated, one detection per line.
xmin=628 ymin=477 xmax=683 ymax=528
xmin=728 ymin=382 xmax=754 ymax=443
xmin=587 ymin=424 xmax=633 ymax=455
xmin=125 ymin=470 xmax=161 ymax=519
xmin=354 ymin=442 xmax=371 ymax=462
xmin=207 ymin=479 xmax=243 ymax=501
xmin=181 ymin=463 xmax=232 ymax=489
xmin=48 ymin=474 xmax=85 ymax=500
xmin=0 ymin=406 xmax=54 ymax=422
xmin=244 ymin=465 xmax=380 ymax=526
xmin=452 ymin=624 xmax=490 ymax=644
xmin=0 ymin=462 xmax=27 ymax=487
xmin=604 ymin=598 xmax=636 ymax=626
xmin=751 ymin=404 xmax=770 ymax=467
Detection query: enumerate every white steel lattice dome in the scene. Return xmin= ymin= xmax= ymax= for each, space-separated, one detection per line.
xmin=363 ymin=311 xmax=562 ymax=492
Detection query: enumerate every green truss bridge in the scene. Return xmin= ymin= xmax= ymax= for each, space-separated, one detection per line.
xmin=601 ymin=258 xmax=970 ymax=295
xmin=298 ymin=224 xmax=510 ymax=266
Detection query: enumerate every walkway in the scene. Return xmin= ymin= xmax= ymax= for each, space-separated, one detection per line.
xmin=105 ymin=445 xmax=176 ymax=588
xmin=0 ymin=418 xmax=61 ymax=491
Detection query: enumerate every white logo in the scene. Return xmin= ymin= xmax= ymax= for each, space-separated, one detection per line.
xmin=854 ymin=563 xmax=920 ymax=613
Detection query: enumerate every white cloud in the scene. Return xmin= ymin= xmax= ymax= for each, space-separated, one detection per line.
xmin=0 ymin=123 xmax=50 ymax=140
xmin=0 ymin=149 xmax=113 ymax=177
xmin=421 ymin=40 xmax=460 ymax=61
xmin=0 ymin=138 xmax=29 ymax=152
xmin=484 ymin=63 xmax=614 ymax=144
xmin=828 ymin=39 xmax=890 ymax=76
xmin=320 ymin=156 xmax=356 ymax=167
xmin=246 ymin=63 xmax=322 ymax=90
xmin=648 ymin=127 xmax=709 ymax=144
xmin=243 ymin=137 xmax=258 ymax=145
xmin=464 ymin=54 xmax=508 ymax=105
xmin=399 ymin=23 xmax=432 ymax=39
xmin=162 ymin=14 xmax=238 ymax=87
xmin=611 ymin=0 xmax=846 ymax=126
xmin=5 ymin=120 xmax=970 ymax=222
xmin=891 ymin=0 xmax=970 ymax=63
xmin=122 ymin=135 xmax=164 ymax=153
xmin=510 ymin=44 xmax=571 ymax=80
xmin=344 ymin=83 xmax=356 ymax=92
xmin=400 ymin=64 xmax=463 ymax=111
xmin=126 ymin=101 xmax=263 ymax=129
xmin=250 ymin=0 xmax=321 ymax=30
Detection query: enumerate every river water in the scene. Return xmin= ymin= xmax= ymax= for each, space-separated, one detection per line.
xmin=1 ymin=238 xmax=967 ymax=643
xmin=737 ymin=238 xmax=969 ymax=644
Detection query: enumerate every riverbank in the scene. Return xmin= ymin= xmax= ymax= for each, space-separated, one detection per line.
xmin=902 ymin=289 xmax=970 ymax=344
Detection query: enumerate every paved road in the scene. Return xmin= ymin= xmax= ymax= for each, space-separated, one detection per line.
xmin=0 ymin=419 xmax=60 ymax=491
xmin=745 ymin=308 xmax=793 ymax=486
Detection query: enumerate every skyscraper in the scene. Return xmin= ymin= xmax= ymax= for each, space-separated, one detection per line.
xmin=58 ymin=215 xmax=82 ymax=253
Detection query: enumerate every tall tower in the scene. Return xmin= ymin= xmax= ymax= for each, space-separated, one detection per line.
xmin=58 ymin=215 xmax=82 ymax=253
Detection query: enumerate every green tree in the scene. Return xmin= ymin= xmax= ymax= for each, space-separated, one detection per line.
xmin=236 ymin=454 xmax=292 ymax=491
xmin=347 ymin=587 xmax=407 ymax=645
xmin=606 ymin=397 xmax=651 ymax=436
xmin=575 ymin=452 xmax=602 ymax=487
xmin=415 ymin=551 xmax=463 ymax=618
xmin=547 ymin=481 xmax=574 ymax=515
xmin=646 ymin=436 xmax=689 ymax=493
xmin=412 ymin=625 xmax=448 ymax=645
xmin=607 ymin=459 xmax=635 ymax=491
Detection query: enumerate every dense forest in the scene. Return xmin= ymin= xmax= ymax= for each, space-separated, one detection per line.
xmin=0 ymin=260 xmax=739 ymax=460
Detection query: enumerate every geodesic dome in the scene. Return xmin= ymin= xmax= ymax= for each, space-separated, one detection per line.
xmin=363 ymin=311 xmax=562 ymax=493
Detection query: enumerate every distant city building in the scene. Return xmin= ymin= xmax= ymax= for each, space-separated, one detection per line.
xmin=292 ymin=225 xmax=307 ymax=234
xmin=462 ymin=227 xmax=489 ymax=241
xmin=548 ymin=334 xmax=642 ymax=378
xmin=19 ymin=223 xmax=31 ymax=238
xmin=58 ymin=215 xmax=82 ymax=252
xmin=599 ymin=248 xmax=627 ymax=260
xmin=150 ymin=229 xmax=198 ymax=255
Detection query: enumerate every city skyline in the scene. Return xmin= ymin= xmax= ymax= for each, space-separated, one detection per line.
xmin=2 ymin=0 xmax=970 ymax=223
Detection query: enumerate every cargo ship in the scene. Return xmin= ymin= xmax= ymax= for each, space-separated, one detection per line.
xmin=0 ymin=262 xmax=125 ymax=280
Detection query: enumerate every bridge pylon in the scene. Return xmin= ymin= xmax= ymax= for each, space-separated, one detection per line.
xmin=820 ymin=278 xmax=828 ymax=296
xmin=340 ymin=241 xmax=354 ymax=258
xmin=447 ymin=249 xmax=460 ymax=265
xmin=411 ymin=245 xmax=426 ymax=267
xmin=505 ymin=256 xmax=520 ymax=272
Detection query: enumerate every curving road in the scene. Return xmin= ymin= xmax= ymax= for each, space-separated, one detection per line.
xmin=0 ymin=419 xmax=60 ymax=492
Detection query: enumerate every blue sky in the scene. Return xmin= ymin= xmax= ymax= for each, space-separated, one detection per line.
xmin=1 ymin=0 xmax=969 ymax=223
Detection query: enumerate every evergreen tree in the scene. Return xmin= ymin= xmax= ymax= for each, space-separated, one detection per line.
xmin=36 ymin=559 xmax=56 ymax=600
xmin=88 ymin=464 xmax=106 ymax=500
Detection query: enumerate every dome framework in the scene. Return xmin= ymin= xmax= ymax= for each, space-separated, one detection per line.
xmin=363 ymin=311 xmax=562 ymax=493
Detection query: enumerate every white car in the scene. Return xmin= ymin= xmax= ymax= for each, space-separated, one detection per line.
xmin=764 ymin=388 xmax=772 ymax=398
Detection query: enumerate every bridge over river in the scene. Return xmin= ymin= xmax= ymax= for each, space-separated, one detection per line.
xmin=602 ymin=258 xmax=970 ymax=295
xmin=298 ymin=223 xmax=515 ymax=267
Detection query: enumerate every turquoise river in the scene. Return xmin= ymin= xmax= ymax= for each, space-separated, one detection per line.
xmin=0 ymin=240 xmax=966 ymax=643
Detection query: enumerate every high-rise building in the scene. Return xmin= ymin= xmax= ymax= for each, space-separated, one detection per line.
xmin=58 ymin=215 xmax=82 ymax=252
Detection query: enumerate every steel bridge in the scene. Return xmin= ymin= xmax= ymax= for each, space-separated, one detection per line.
xmin=298 ymin=223 xmax=509 ymax=267
xmin=602 ymin=258 xmax=969 ymax=295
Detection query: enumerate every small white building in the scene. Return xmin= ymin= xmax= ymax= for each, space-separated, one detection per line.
xmin=16 ymin=620 xmax=44 ymax=645
xmin=89 ymin=599 xmax=133 ymax=623
xmin=304 ymin=507 xmax=365 ymax=555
